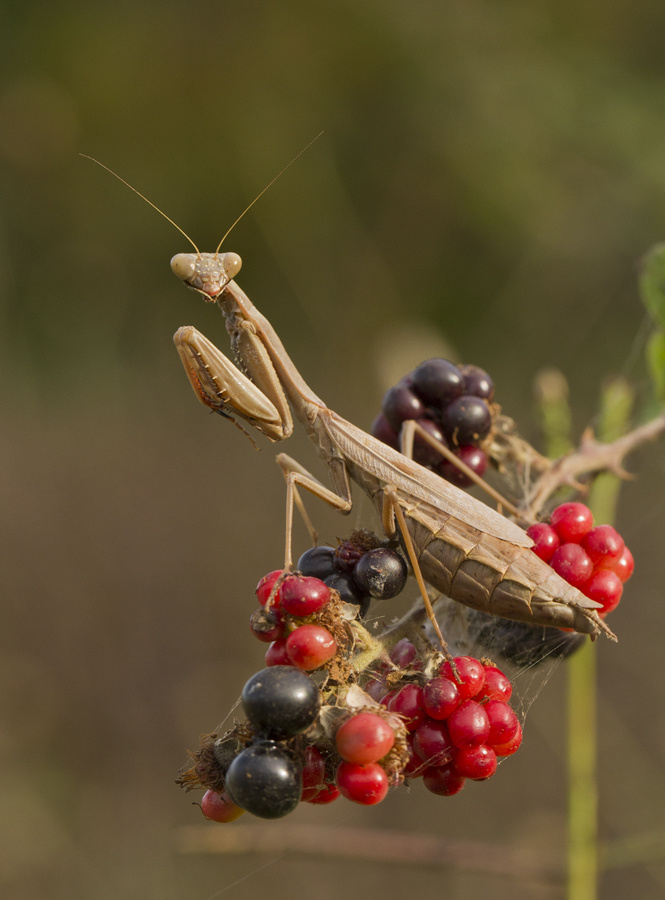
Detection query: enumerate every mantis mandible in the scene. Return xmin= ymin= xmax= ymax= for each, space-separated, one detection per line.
xmin=170 ymin=253 xmax=616 ymax=649
xmin=83 ymin=153 xmax=616 ymax=650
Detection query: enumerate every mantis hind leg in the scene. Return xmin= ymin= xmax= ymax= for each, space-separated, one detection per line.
xmin=275 ymin=453 xmax=353 ymax=569
xmin=382 ymin=485 xmax=453 ymax=661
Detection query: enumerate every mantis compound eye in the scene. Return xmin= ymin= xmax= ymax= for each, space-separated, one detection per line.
xmin=170 ymin=253 xmax=197 ymax=283
xmin=220 ymin=251 xmax=242 ymax=280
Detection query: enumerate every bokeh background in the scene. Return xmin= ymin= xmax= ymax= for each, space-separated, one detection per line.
xmin=2 ymin=1 xmax=665 ymax=898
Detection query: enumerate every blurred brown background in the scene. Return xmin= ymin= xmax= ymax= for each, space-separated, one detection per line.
xmin=2 ymin=1 xmax=665 ymax=898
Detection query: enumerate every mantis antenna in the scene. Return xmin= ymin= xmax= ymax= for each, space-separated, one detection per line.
xmin=80 ymin=153 xmax=201 ymax=254
xmin=81 ymin=130 xmax=324 ymax=255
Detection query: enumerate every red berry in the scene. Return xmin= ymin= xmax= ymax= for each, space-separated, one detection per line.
xmin=422 ymin=676 xmax=460 ymax=720
xmin=306 ymin=783 xmax=340 ymax=804
xmin=526 ymin=522 xmax=560 ymax=562
xmin=492 ymin=720 xmax=523 ymax=756
xmin=301 ymin=745 xmax=327 ymax=801
xmin=413 ymin=719 xmax=455 ymax=766
xmin=387 ymin=683 xmax=426 ymax=731
xmin=403 ymin=734 xmax=424 ymax=779
xmin=335 ymin=712 xmax=395 ymax=765
xmin=286 ymin=625 xmax=337 ymax=670
xmin=265 ymin=639 xmax=292 ymax=667
xmin=200 ymin=789 xmax=245 ymax=823
xmin=550 ymin=502 xmax=594 ymax=543
xmin=447 ymin=700 xmax=491 ymax=748
xmin=550 ymin=543 xmax=593 ymax=589
xmin=584 ymin=569 xmax=623 ymax=615
xmin=279 ymin=574 xmax=331 ymax=616
xmin=604 ymin=544 xmax=634 ymax=583
xmin=364 ymin=678 xmax=390 ymax=703
xmin=436 ymin=445 xmax=488 ymax=488
xmin=389 ymin=638 xmax=418 ymax=668
xmin=336 ymin=761 xmax=389 ymax=805
xmin=581 ymin=525 xmax=625 ymax=565
xmin=256 ymin=570 xmax=283 ymax=607
xmin=478 ymin=665 xmax=512 ymax=702
xmin=440 ymin=656 xmax=485 ymax=700
xmin=249 ymin=606 xmax=286 ymax=643
xmin=484 ymin=700 xmax=520 ymax=746
xmin=423 ymin=763 xmax=466 ymax=796
xmin=454 ymin=744 xmax=497 ymax=780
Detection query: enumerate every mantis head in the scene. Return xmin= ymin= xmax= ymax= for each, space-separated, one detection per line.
xmin=170 ymin=251 xmax=242 ymax=300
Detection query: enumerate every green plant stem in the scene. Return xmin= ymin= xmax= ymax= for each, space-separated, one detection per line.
xmin=566 ymin=378 xmax=633 ymax=900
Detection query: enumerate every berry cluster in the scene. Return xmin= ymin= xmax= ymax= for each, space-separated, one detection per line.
xmin=372 ymin=358 xmax=495 ymax=487
xmin=367 ymin=649 xmax=521 ymax=795
xmin=250 ymin=533 xmax=409 ymax=670
xmin=297 ymin=533 xmax=408 ymax=612
xmin=527 ymin=502 xmax=634 ymax=617
xmin=179 ymin=540 xmax=523 ymax=821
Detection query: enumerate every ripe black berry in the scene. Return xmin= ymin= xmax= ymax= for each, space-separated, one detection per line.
xmin=241 ymin=666 xmax=320 ymax=738
xmin=224 ymin=740 xmax=302 ymax=819
xmin=296 ymin=545 xmax=337 ymax=580
xmin=412 ymin=418 xmax=448 ymax=468
xmin=458 ymin=364 xmax=495 ymax=401
xmin=411 ymin=358 xmax=465 ymax=408
xmin=353 ymin=548 xmax=408 ymax=599
xmin=324 ymin=571 xmax=367 ymax=605
xmin=381 ymin=383 xmax=426 ymax=431
xmin=442 ymin=395 xmax=492 ymax=446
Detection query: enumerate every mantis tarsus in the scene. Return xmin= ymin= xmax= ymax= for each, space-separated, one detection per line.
xmin=84 ymin=153 xmax=616 ymax=652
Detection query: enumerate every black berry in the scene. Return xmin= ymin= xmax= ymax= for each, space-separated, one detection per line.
xmin=353 ymin=548 xmax=408 ymax=599
xmin=442 ymin=395 xmax=492 ymax=446
xmin=241 ymin=666 xmax=320 ymax=738
xmin=296 ymin=546 xmax=337 ymax=580
xmin=224 ymin=740 xmax=302 ymax=819
xmin=411 ymin=358 xmax=465 ymax=408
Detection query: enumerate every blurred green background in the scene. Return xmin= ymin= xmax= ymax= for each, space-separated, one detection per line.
xmin=2 ymin=1 xmax=665 ymax=898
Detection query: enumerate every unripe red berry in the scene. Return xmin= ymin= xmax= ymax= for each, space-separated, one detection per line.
xmin=265 ymin=639 xmax=292 ymax=667
xmin=550 ymin=543 xmax=593 ymax=589
xmin=453 ymin=744 xmax=497 ymax=780
xmin=256 ymin=569 xmax=283 ymax=607
xmin=526 ymin=522 xmax=560 ymax=562
xmin=550 ymin=502 xmax=594 ymax=543
xmin=440 ymin=656 xmax=485 ymax=700
xmin=581 ymin=525 xmax=625 ymax=565
xmin=484 ymin=700 xmax=520 ymax=746
xmin=336 ymin=761 xmax=389 ymax=805
xmin=605 ymin=545 xmax=634 ymax=583
xmin=423 ymin=763 xmax=466 ymax=796
xmin=387 ymin=683 xmax=426 ymax=731
xmin=279 ymin=574 xmax=331 ymax=616
xmin=306 ymin=783 xmax=340 ymax=804
xmin=447 ymin=700 xmax=491 ymax=748
xmin=300 ymin=745 xmax=327 ymax=802
xmin=389 ymin=638 xmax=418 ymax=668
xmin=422 ymin=676 xmax=460 ymax=720
xmin=286 ymin=624 xmax=337 ymax=670
xmin=335 ymin=712 xmax=395 ymax=765
xmin=584 ymin=569 xmax=623 ymax=615
xmin=492 ymin=720 xmax=523 ymax=756
xmin=478 ymin=665 xmax=512 ymax=702
xmin=200 ymin=789 xmax=245 ymax=822
xmin=413 ymin=719 xmax=455 ymax=766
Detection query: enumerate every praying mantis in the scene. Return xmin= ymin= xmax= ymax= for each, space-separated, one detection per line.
xmin=170 ymin=254 xmax=616 ymax=650
xmin=84 ymin=153 xmax=616 ymax=652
